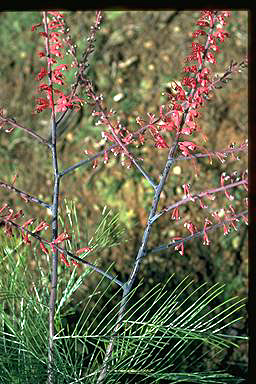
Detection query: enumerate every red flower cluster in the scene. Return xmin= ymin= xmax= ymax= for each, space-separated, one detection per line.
xmin=181 ymin=10 xmax=230 ymax=111
xmin=122 ymin=11 xmax=231 ymax=156
xmin=32 ymin=11 xmax=84 ymax=115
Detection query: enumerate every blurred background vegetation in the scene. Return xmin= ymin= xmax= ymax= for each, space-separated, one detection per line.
xmin=0 ymin=10 xmax=248 ymax=380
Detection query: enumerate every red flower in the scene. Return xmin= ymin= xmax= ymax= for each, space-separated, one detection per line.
xmin=230 ymin=218 xmax=238 ymax=231
xmin=205 ymin=52 xmax=216 ymax=64
xmin=12 ymin=209 xmax=23 ymax=220
xmin=48 ymin=11 xmax=64 ymax=18
xmin=37 ymin=51 xmax=46 ymax=58
xmin=199 ymin=198 xmax=208 ymax=209
xmin=22 ymin=218 xmax=35 ymax=228
xmin=154 ymin=134 xmax=169 ymax=149
xmin=138 ymin=133 xmax=145 ymax=145
xmin=182 ymin=77 xmax=197 ymax=89
xmin=49 ymin=42 xmax=64 ymax=58
xmin=54 ymin=64 xmax=68 ymax=71
xmin=55 ymin=95 xmax=72 ymax=112
xmin=171 ymin=110 xmax=182 ymax=127
xmin=171 ymin=207 xmax=180 ymax=220
xmin=40 ymin=242 xmax=49 ymax=255
xmin=31 ymin=22 xmax=42 ymax=32
xmin=220 ymin=172 xmax=234 ymax=201
xmin=196 ymin=51 xmax=203 ymax=66
xmin=184 ymin=221 xmax=197 ymax=235
xmin=48 ymin=20 xmax=64 ymax=30
xmin=184 ymin=65 xmax=198 ymax=73
xmin=211 ymin=211 xmax=221 ymax=223
xmin=5 ymin=209 xmax=14 ymax=221
xmin=52 ymin=69 xmax=65 ymax=85
xmin=182 ymin=183 xmax=191 ymax=198
xmin=38 ymin=83 xmax=52 ymax=93
xmin=171 ymin=237 xmax=184 ymax=256
xmin=60 ymin=253 xmax=70 ymax=267
xmin=102 ymin=132 xmax=115 ymax=142
xmin=192 ymin=29 xmax=206 ymax=38
xmin=203 ymin=219 xmax=212 ymax=245
xmin=182 ymin=121 xmax=197 ymax=136
xmin=39 ymin=32 xmax=48 ymax=38
xmin=210 ymin=44 xmax=220 ymax=52
xmin=104 ymin=150 xmax=109 ymax=164
xmin=192 ymin=42 xmax=204 ymax=53
xmin=136 ymin=116 xmax=145 ymax=127
xmin=76 ymin=246 xmax=92 ymax=255
xmin=214 ymin=29 xmax=229 ymax=43
xmin=35 ymin=67 xmax=47 ymax=81
xmin=201 ymin=10 xmax=214 ymax=27
xmin=196 ymin=20 xmax=209 ymax=27
xmin=178 ymin=141 xmax=196 ymax=156
xmin=22 ymin=231 xmax=31 ymax=245
xmin=47 ymin=58 xmax=57 ymax=65
xmin=242 ymin=215 xmax=248 ymax=225
xmin=53 ymin=232 xmax=71 ymax=244
xmin=122 ymin=133 xmax=134 ymax=144
xmin=35 ymin=98 xmax=50 ymax=113
xmin=33 ymin=221 xmax=49 ymax=233
xmin=223 ymin=223 xmax=230 ymax=236
xmin=50 ymin=32 xmax=61 ymax=39
xmin=160 ymin=120 xmax=176 ymax=132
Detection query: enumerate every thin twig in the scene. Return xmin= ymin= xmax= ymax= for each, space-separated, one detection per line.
xmin=59 ymin=124 xmax=152 ymax=178
xmin=176 ymin=142 xmax=248 ymax=162
xmin=147 ymin=210 xmax=248 ymax=254
xmin=0 ymin=180 xmax=51 ymax=209
xmin=149 ymin=179 xmax=248 ymax=224
xmin=0 ymin=117 xmax=51 ymax=147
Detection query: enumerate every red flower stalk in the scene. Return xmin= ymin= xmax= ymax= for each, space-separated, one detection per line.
xmin=33 ymin=11 xmax=85 ymax=116
xmin=154 ymin=10 xmax=231 ymax=151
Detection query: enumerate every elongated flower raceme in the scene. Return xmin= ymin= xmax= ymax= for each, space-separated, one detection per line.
xmin=32 ymin=11 xmax=84 ymax=119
